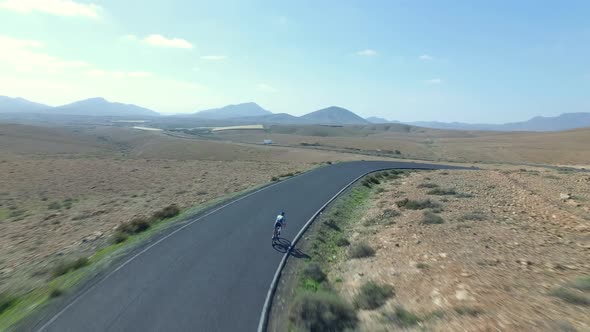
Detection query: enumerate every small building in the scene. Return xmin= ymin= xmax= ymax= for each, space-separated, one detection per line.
xmin=263 ymin=139 xmax=273 ymax=145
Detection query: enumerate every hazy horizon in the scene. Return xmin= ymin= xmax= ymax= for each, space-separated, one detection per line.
xmin=1 ymin=0 xmax=588 ymax=122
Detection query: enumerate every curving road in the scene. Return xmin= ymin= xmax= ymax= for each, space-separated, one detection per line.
xmin=33 ymin=161 xmax=467 ymax=332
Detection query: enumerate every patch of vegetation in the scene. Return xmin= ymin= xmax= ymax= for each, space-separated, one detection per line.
xmin=368 ymin=176 xmax=380 ymax=185
xmin=51 ymin=257 xmax=89 ymax=278
xmin=387 ymin=306 xmax=422 ymax=327
xmin=569 ymin=276 xmax=590 ymax=291
xmin=0 ymin=293 xmax=15 ymax=315
xmin=49 ymin=288 xmax=64 ymax=298
xmin=454 ymin=306 xmax=483 ymax=316
xmin=550 ymin=287 xmax=590 ymax=306
xmin=302 ymin=263 xmax=327 ymax=283
xmin=119 ymin=217 xmax=151 ymax=235
xmin=427 ymin=187 xmax=457 ymax=195
xmin=8 ymin=209 xmax=25 ymax=218
xmin=153 ymin=204 xmax=180 ymax=220
xmin=354 ymin=282 xmax=394 ymax=310
xmin=416 ymin=262 xmax=430 ymax=269
xmin=62 ymin=198 xmax=74 ymax=209
xmin=396 ymin=198 xmax=440 ymax=210
xmin=289 ymin=291 xmax=357 ymax=332
xmin=418 ymin=183 xmax=439 ymax=188
xmin=48 ymin=202 xmax=61 ymax=210
xmin=335 ymin=236 xmax=350 ymax=247
xmin=112 ymin=231 xmax=129 ymax=244
xmin=280 ymin=172 xmax=295 ymax=178
xmin=456 ymin=192 xmax=475 ymax=198
xmin=382 ymin=209 xmax=401 ymax=218
xmin=271 ymin=176 xmax=279 ymax=181
xmin=349 ymin=242 xmax=375 ymax=258
xmin=422 ymin=211 xmax=444 ymax=224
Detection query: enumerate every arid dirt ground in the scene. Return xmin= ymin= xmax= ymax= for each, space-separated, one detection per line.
xmin=327 ymin=169 xmax=590 ymax=331
xmin=0 ymin=124 xmax=375 ymax=295
xmin=211 ymin=125 xmax=590 ymax=166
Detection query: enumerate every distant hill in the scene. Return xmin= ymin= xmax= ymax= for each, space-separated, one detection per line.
xmin=301 ymin=106 xmax=369 ymax=125
xmin=366 ymin=116 xmax=390 ymax=124
xmin=50 ymin=97 xmax=159 ymax=117
xmin=191 ymin=102 xmax=271 ymax=119
xmin=0 ymin=96 xmax=50 ymax=113
xmin=230 ymin=113 xmax=307 ymax=124
xmin=408 ymin=112 xmax=590 ymax=132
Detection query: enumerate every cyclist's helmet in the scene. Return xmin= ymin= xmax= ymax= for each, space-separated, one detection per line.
xmin=281 ymin=211 xmax=285 ymax=216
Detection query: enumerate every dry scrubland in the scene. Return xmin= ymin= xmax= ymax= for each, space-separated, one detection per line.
xmin=277 ymin=168 xmax=590 ymax=332
xmin=0 ymin=123 xmax=371 ymax=296
xmin=212 ymin=125 xmax=590 ymax=166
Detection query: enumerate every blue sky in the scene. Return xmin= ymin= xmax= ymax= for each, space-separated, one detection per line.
xmin=0 ymin=0 xmax=588 ymax=122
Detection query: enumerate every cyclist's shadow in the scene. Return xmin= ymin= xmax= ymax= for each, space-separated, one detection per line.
xmin=272 ymin=238 xmax=310 ymax=259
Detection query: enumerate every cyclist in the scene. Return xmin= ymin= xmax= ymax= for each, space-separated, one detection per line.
xmin=273 ymin=211 xmax=286 ymax=240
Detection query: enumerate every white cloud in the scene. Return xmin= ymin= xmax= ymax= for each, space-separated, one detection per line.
xmin=0 ymin=35 xmax=91 ymax=74
xmin=425 ymin=78 xmax=443 ymax=85
xmin=143 ymin=34 xmax=193 ymax=49
xmin=256 ymin=83 xmax=278 ymax=93
xmin=0 ymin=0 xmax=102 ymax=19
xmin=419 ymin=54 xmax=434 ymax=61
xmin=200 ymin=55 xmax=227 ymax=61
xmin=356 ymin=49 xmax=378 ymax=56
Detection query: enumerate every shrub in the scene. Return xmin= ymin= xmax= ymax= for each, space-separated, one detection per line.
xmin=368 ymin=176 xmax=380 ymax=185
xmin=454 ymin=306 xmax=483 ymax=316
xmin=570 ymin=276 xmax=590 ymax=291
xmin=49 ymin=288 xmax=64 ymax=298
xmin=388 ymin=306 xmax=422 ymax=327
xmin=119 ymin=217 xmax=151 ymax=234
xmin=349 ymin=242 xmax=375 ymax=258
xmin=354 ymin=281 xmax=395 ymax=310
xmin=427 ymin=187 xmax=457 ymax=195
xmin=51 ymin=257 xmax=89 ymax=278
xmin=48 ymin=202 xmax=61 ymax=210
xmin=153 ymin=204 xmax=180 ymax=220
xmin=271 ymin=176 xmax=279 ymax=181
xmin=289 ymin=291 xmax=357 ymax=331
xmin=550 ymin=287 xmax=590 ymax=306
xmin=302 ymin=263 xmax=327 ymax=283
xmin=0 ymin=293 xmax=15 ymax=315
xmin=422 ymin=211 xmax=444 ymax=224
xmin=416 ymin=262 xmax=430 ymax=269
xmin=382 ymin=209 xmax=401 ymax=218
xmin=361 ymin=179 xmax=372 ymax=188
xmin=112 ymin=231 xmax=129 ymax=244
xmin=418 ymin=183 xmax=439 ymax=188
xmin=396 ymin=198 xmax=440 ymax=210
xmin=335 ymin=236 xmax=350 ymax=247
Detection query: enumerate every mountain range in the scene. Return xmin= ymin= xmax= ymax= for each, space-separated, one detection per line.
xmin=1 ymin=95 xmax=589 ymax=131
xmin=0 ymin=96 xmax=158 ymax=117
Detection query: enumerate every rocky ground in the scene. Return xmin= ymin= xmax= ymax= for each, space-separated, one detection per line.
xmin=334 ymin=168 xmax=590 ymax=331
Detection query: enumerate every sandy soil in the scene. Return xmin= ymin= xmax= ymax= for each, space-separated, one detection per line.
xmin=334 ymin=169 xmax=590 ymax=331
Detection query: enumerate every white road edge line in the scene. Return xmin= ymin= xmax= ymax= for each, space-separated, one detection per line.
xmin=36 ymin=178 xmax=290 ymax=332
xmin=256 ymin=167 xmax=407 ymax=332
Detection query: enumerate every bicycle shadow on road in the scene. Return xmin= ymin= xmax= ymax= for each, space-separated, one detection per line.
xmin=272 ymin=238 xmax=310 ymax=259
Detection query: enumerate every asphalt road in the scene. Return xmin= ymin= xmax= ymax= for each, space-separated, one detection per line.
xmin=35 ymin=161 xmax=467 ymax=332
